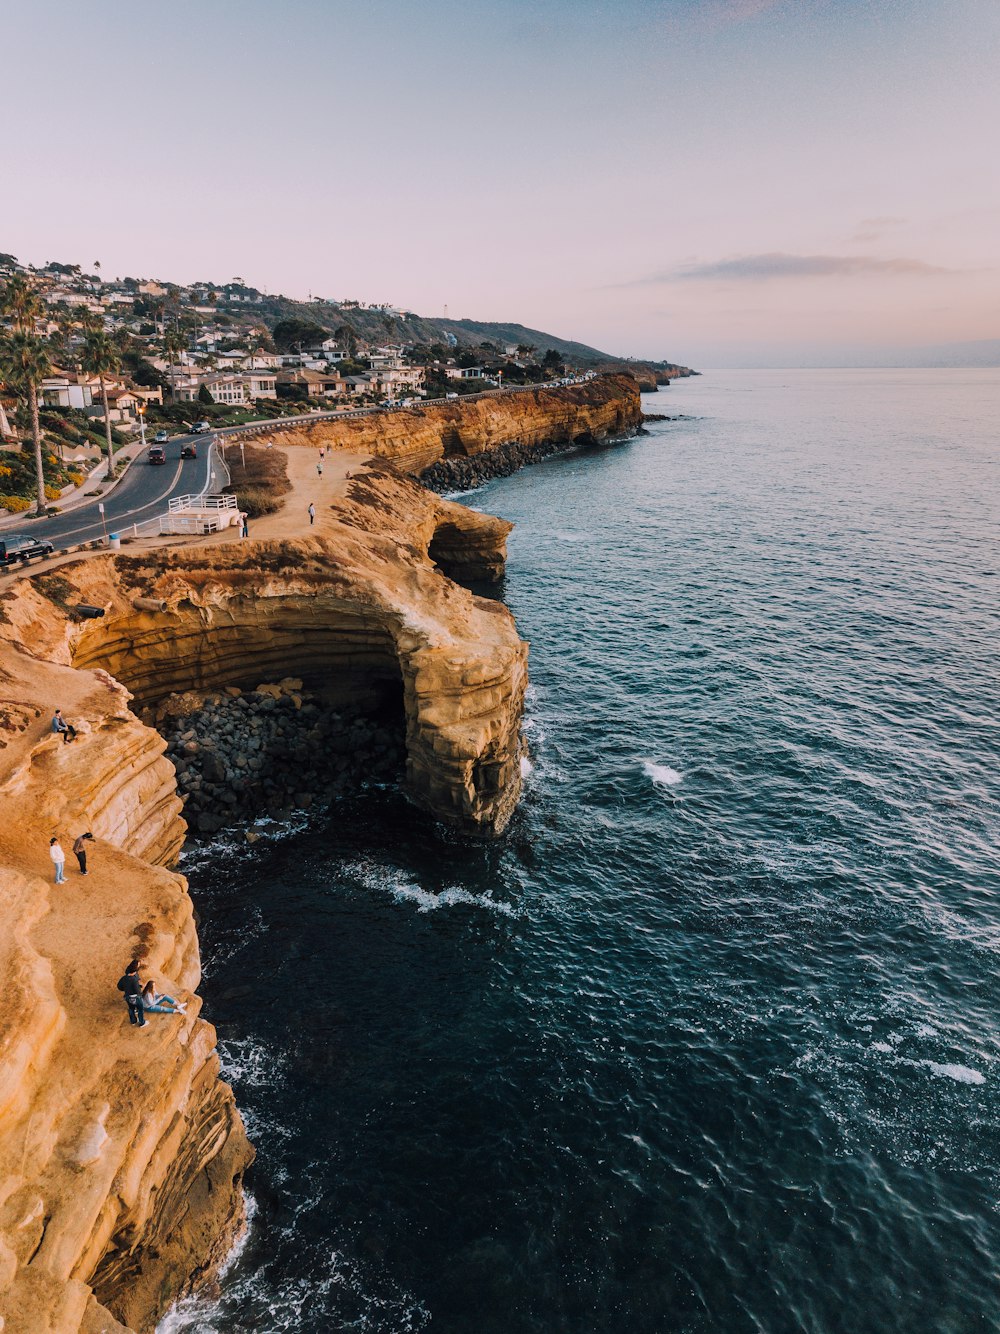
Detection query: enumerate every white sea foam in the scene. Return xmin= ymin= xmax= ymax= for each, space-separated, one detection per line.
xmin=344 ymin=859 xmax=517 ymax=918
xmin=218 ymin=1037 xmax=286 ymax=1090
xmin=921 ymin=1061 xmax=986 ymax=1085
xmin=520 ymin=755 xmax=534 ymax=778
xmin=643 ymin=760 xmax=683 ymax=788
xmin=389 ymin=879 xmax=517 ymax=917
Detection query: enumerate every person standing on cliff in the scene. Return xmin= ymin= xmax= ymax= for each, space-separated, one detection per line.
xmin=308 ymin=502 xmax=316 ymax=526
xmin=73 ymin=831 xmax=93 ymax=875
xmin=118 ymin=959 xmax=146 ymax=1027
xmin=49 ymin=836 xmax=66 ymax=884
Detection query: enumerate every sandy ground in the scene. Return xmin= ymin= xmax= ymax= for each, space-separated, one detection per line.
xmin=228 ymin=443 xmax=372 ymax=542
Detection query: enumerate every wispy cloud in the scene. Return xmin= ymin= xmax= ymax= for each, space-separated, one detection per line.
xmin=652 ymin=253 xmax=953 ymax=283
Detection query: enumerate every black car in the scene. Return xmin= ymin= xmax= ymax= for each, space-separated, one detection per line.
xmin=0 ymin=534 xmax=55 ymax=566
xmin=180 ymin=441 xmax=198 ymax=459
xmin=148 ymin=446 xmax=166 ymax=464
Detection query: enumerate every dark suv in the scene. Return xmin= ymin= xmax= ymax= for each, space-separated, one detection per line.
xmin=0 ymin=534 xmax=55 ymax=566
xmin=148 ymin=446 xmax=166 ymax=464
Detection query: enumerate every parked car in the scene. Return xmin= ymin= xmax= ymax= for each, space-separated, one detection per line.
xmin=147 ymin=446 xmax=166 ymax=465
xmin=445 ymin=392 xmax=459 ymax=400
xmin=153 ymin=429 xmax=169 ymax=443
xmin=0 ymin=534 xmax=55 ymax=566
xmin=180 ymin=441 xmax=198 ymax=459
xmin=191 ymin=421 xmax=212 ymax=434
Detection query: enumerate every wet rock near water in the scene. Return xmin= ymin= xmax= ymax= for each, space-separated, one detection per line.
xmin=149 ymin=679 xmax=404 ymax=837
xmin=420 ymin=437 xmax=583 ymax=493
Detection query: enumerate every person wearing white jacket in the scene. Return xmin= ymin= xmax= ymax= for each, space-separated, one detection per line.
xmin=49 ymin=837 xmax=66 ymax=885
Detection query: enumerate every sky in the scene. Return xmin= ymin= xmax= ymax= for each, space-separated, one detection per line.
xmin=4 ymin=0 xmax=998 ymax=366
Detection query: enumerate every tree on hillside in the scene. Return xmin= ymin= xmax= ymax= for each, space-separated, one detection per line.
xmin=0 ymin=333 xmax=51 ymax=513
xmin=163 ymin=329 xmax=187 ymax=366
xmin=0 ymin=276 xmax=50 ymax=512
xmin=80 ymin=329 xmax=121 ymax=480
xmin=198 ymin=384 xmax=214 ymax=406
xmin=271 ymin=318 xmax=329 ymax=352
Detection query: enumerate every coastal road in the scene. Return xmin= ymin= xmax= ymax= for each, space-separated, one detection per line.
xmin=27 ymin=434 xmax=226 ymax=550
xmin=22 ymin=375 xmax=601 ymax=551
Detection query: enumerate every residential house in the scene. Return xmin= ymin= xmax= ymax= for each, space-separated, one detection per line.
xmin=243 ymin=371 xmax=277 ymax=400
xmin=39 ymin=373 xmax=95 ymax=410
xmin=444 ymin=366 xmax=485 ymax=381
xmin=376 ymin=365 xmax=426 ymax=398
xmin=241 ymin=350 xmax=281 ymax=370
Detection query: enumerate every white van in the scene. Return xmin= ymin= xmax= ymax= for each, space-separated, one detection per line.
xmin=191 ymin=420 xmax=212 ymax=434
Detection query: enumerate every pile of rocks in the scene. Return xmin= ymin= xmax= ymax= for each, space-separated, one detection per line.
xmin=421 ymin=437 xmax=584 ymax=493
xmin=151 ymin=678 xmax=405 ymax=836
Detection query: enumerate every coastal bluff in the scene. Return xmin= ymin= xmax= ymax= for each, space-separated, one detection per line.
xmin=232 ymin=371 xmax=642 ymax=473
xmin=0 ymin=376 xmax=639 ymax=1332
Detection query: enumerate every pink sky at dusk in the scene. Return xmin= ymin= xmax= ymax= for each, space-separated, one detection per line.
xmin=4 ymin=0 xmax=998 ymax=366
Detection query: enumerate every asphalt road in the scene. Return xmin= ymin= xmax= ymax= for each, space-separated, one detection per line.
xmin=25 ymin=433 xmax=226 ymax=550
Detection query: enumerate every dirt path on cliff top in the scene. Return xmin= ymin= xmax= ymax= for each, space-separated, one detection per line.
xmin=221 ymin=444 xmax=373 ymax=544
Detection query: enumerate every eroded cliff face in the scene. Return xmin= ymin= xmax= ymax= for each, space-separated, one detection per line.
xmin=0 ymin=464 xmax=528 ymax=1332
xmin=233 ymin=372 xmax=642 ymax=472
xmin=0 ymin=657 xmax=253 ymax=1334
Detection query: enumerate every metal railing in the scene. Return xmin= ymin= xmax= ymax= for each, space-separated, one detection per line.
xmin=168 ymin=493 xmax=237 ymax=513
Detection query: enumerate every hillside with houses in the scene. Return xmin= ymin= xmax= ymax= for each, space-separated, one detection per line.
xmin=0 ymin=252 xmax=693 ymax=511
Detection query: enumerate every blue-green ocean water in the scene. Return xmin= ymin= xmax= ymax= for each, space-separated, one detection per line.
xmin=162 ymin=370 xmax=1000 ymax=1334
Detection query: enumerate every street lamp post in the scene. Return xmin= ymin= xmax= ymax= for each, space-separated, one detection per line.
xmin=137 ymin=404 xmax=146 ymax=450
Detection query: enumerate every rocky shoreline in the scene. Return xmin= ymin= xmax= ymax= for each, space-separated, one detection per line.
xmin=149 ymin=678 xmax=404 ymax=836
xmin=421 ymin=432 xmax=627 ymax=493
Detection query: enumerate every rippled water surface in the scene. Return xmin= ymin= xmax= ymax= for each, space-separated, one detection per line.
xmin=162 ymin=370 xmax=1000 ymax=1333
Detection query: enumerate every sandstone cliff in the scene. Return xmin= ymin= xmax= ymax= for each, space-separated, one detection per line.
xmin=233 ymin=371 xmax=642 ymax=472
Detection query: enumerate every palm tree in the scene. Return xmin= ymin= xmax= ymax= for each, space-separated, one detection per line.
xmin=2 ymin=274 xmax=42 ymax=334
xmin=0 ymin=277 xmax=53 ymax=512
xmin=163 ymin=329 xmax=186 ymax=366
xmin=0 ymin=333 xmax=51 ymax=514
xmin=80 ymin=331 xmax=121 ymax=480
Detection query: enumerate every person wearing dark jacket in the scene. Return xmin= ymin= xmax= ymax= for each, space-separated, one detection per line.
xmin=51 ymin=710 xmax=77 ymax=743
xmin=118 ymin=959 xmax=146 ymax=1027
xmin=73 ymin=831 xmax=93 ymax=875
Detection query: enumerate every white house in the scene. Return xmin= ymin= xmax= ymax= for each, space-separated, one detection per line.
xmin=445 ymin=366 xmax=485 ymax=381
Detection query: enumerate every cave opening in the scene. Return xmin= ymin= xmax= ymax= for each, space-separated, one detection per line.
xmin=71 ymin=596 xmax=410 ymax=836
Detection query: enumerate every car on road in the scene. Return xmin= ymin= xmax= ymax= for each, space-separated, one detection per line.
xmin=191 ymin=421 xmax=212 ymax=434
xmin=153 ymin=429 xmax=169 ymax=443
xmin=0 ymin=534 xmax=55 ymax=566
xmin=180 ymin=441 xmax=198 ymax=459
xmin=147 ymin=446 xmax=166 ymax=465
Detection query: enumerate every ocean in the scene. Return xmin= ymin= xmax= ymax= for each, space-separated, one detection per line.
xmin=160 ymin=369 xmax=1000 ymax=1334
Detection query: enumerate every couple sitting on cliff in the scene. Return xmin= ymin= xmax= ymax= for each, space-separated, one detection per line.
xmin=117 ymin=959 xmax=187 ymax=1028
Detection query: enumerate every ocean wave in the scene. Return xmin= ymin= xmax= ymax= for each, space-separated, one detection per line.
xmin=343 ymin=859 xmax=517 ymax=917
xmin=642 ymin=759 xmax=684 ymax=788
xmin=218 ymin=1037 xmax=287 ymax=1090
xmin=920 ymin=1060 xmax=986 ymax=1085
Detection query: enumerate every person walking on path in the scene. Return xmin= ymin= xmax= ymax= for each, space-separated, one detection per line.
xmin=308 ymin=502 xmax=316 ymax=526
xmin=241 ymin=514 xmax=249 ymax=538
xmin=118 ymin=959 xmax=146 ymax=1027
xmin=73 ymin=831 xmax=93 ymax=875
xmin=52 ymin=709 xmax=77 ymax=744
xmin=316 ymin=461 xmax=323 ymax=477
xmin=50 ymin=837 xmax=66 ymax=884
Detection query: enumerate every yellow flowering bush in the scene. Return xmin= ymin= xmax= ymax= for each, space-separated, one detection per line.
xmin=0 ymin=495 xmax=32 ymax=513
xmin=67 ymin=472 xmax=84 ymax=486
xmin=44 ymin=484 xmax=62 ymax=501
xmin=0 ymin=465 xmax=11 ymax=479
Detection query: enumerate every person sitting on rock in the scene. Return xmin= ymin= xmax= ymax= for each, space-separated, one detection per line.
xmin=140 ymin=979 xmax=186 ymax=1015
xmin=51 ymin=709 xmax=77 ymax=744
